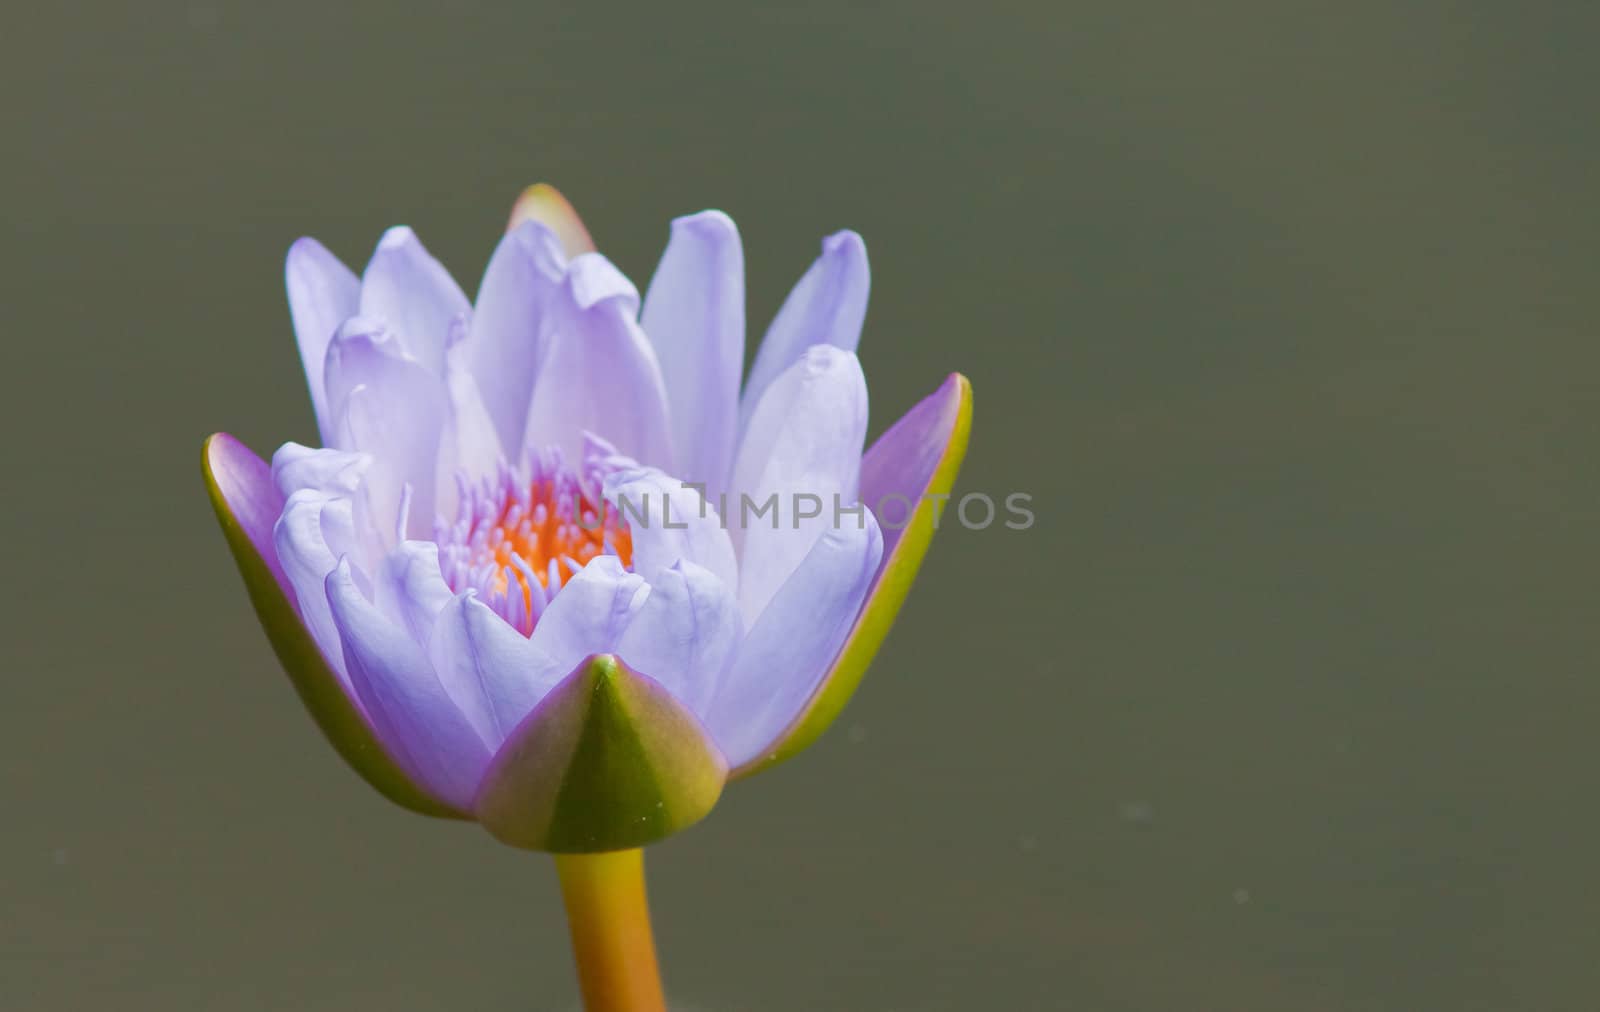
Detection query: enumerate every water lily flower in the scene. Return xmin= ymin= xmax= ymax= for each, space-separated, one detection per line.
xmin=202 ymin=184 xmax=969 ymax=1008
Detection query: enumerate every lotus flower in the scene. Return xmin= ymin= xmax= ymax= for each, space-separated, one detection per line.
xmin=203 ymin=185 xmax=971 ymax=854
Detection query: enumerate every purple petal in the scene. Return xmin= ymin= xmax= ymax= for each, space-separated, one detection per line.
xmin=640 ymin=211 xmax=745 ymax=496
xmin=285 ymin=238 xmax=360 ymax=444
xmin=273 ymin=489 xmax=360 ymax=687
xmin=738 ymin=230 xmax=869 ymax=433
xmin=703 ymin=512 xmax=883 ymax=768
xmin=616 ymin=561 xmax=742 ymax=719
xmin=374 ymin=541 xmax=453 ymax=646
xmin=270 ymin=442 xmax=368 ymax=499
xmin=601 ymin=466 xmax=738 ymax=591
xmin=207 ymin=433 xmax=288 ymax=587
xmin=429 ymin=592 xmax=566 ymax=749
xmin=727 ymin=345 xmax=869 ymax=624
xmin=523 ymin=254 xmax=675 ymax=471
xmin=325 ymin=559 xmax=491 ymax=810
xmin=527 ymin=556 xmax=647 ymax=676
xmin=726 ymin=372 xmax=973 ymax=777
xmin=466 ymin=221 xmax=569 ymax=461
xmin=437 ymin=322 xmax=505 ymax=520
xmin=324 ymin=317 xmax=445 ymax=539
xmin=359 ymin=226 xmax=470 ymax=378
xmin=860 ymin=372 xmax=972 ymax=561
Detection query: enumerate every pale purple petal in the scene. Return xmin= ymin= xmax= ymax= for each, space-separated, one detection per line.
xmin=374 ymin=541 xmax=453 ymax=646
xmin=325 ymin=559 xmax=491 ymax=809
xmin=704 ymin=512 xmax=883 ymax=768
xmin=436 ymin=321 xmax=505 ymax=522
xmin=738 ymin=230 xmax=868 ymax=433
xmin=727 ymin=345 xmax=869 ymax=625
xmin=273 ymin=489 xmax=361 ymax=686
xmin=640 ymin=211 xmax=745 ymax=496
xmin=359 ymin=226 xmax=470 ymax=378
xmin=526 ymin=556 xmax=647 ymax=676
xmin=285 ymin=238 xmax=360 ymax=443
xmin=270 ymin=442 xmax=368 ymax=499
xmin=616 ymin=561 xmax=741 ymax=718
xmin=601 ymin=466 xmax=738 ymax=591
xmin=208 ymin=433 xmax=290 ymax=589
xmin=467 ymin=221 xmax=569 ymax=460
xmin=860 ymin=372 xmax=970 ymax=561
xmin=324 ymin=317 xmax=445 ymax=540
xmin=523 ymin=254 xmax=675 ymax=471
xmin=429 ymin=592 xmax=566 ymax=749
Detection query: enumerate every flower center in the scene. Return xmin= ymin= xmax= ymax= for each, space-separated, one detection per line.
xmin=436 ymin=454 xmax=633 ymax=636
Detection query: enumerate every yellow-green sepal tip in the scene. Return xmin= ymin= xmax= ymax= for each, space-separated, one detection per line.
xmin=474 ymin=654 xmax=728 ymax=853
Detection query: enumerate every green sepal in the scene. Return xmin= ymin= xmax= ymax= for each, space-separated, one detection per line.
xmin=733 ymin=373 xmax=974 ymax=778
xmin=473 ymin=654 xmax=728 ymax=853
xmin=202 ymin=434 xmax=461 ymax=819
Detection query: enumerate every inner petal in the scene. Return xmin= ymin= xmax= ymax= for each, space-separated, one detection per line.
xmin=435 ymin=449 xmax=633 ymax=637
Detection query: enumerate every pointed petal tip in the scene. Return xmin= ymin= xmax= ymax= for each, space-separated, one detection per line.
xmin=507 ymin=183 xmax=596 ymax=257
xmin=670 ymin=208 xmax=738 ymax=239
xmin=474 ymin=653 xmax=727 ymax=853
xmin=822 ymin=228 xmax=866 ymax=256
xmin=203 ymin=432 xmax=278 ymax=559
xmin=285 ymin=235 xmax=322 ymax=264
xmin=202 ymin=430 xmax=237 ymax=465
xmin=376 ymin=224 xmax=417 ymax=249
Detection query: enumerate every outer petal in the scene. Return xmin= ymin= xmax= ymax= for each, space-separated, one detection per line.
xmin=326 ymin=560 xmax=491 ymax=811
xmin=640 ymin=211 xmax=745 ymax=495
xmin=705 ymin=513 xmax=883 ymax=769
xmin=359 ymin=226 xmax=470 ymax=377
xmin=507 ymin=183 xmax=596 ymax=258
xmin=527 ymin=556 xmax=647 ymax=675
xmin=615 ymin=561 xmax=742 ymax=718
xmin=738 ymin=230 xmax=869 ymax=432
xmin=601 ymin=466 xmax=738 ymax=591
xmin=466 ymin=221 xmax=569 ymax=460
xmin=429 ymin=592 xmax=568 ymax=750
xmin=732 ymin=373 xmax=972 ymax=778
xmin=473 ymin=654 xmax=727 ymax=853
xmin=286 ymin=238 xmax=360 ymax=443
xmin=523 ymin=255 xmax=675 ymax=471
xmin=727 ymin=345 xmax=869 ymax=625
xmin=201 ymin=434 xmax=454 ymax=817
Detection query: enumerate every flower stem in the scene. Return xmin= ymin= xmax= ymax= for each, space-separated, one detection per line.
xmin=554 ymin=849 xmax=667 ymax=1012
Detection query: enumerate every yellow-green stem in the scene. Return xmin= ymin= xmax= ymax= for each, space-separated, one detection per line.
xmin=554 ymin=849 xmax=666 ymax=1012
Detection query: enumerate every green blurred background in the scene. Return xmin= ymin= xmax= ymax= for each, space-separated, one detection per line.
xmin=2 ymin=1 xmax=1596 ymax=1009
